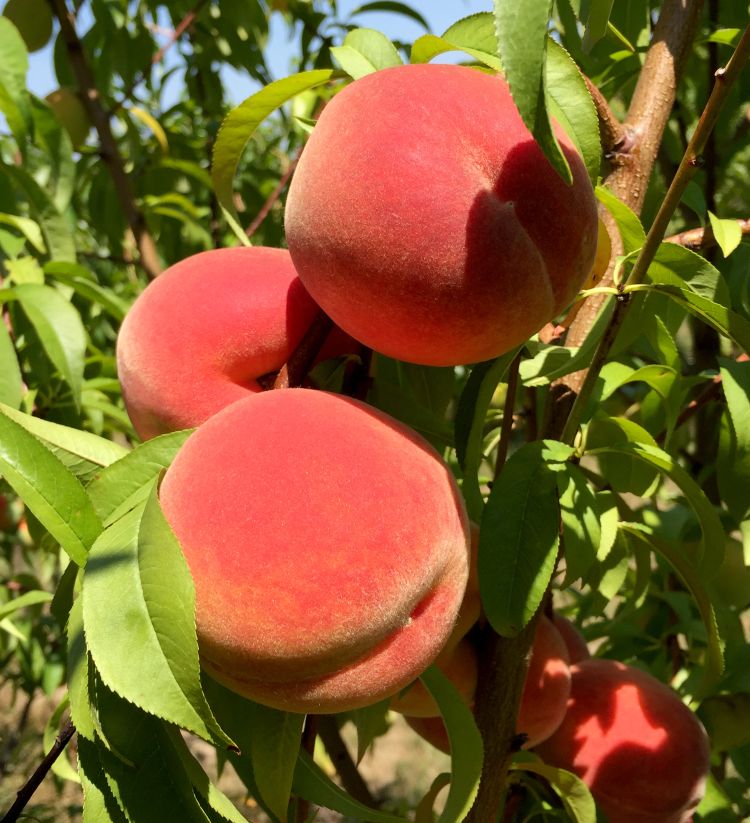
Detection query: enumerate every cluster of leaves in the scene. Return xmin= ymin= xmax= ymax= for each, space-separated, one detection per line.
xmin=0 ymin=1 xmax=749 ymax=822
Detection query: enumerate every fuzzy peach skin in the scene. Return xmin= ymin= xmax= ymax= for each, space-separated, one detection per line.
xmin=406 ymin=615 xmax=571 ymax=751
xmin=159 ymin=388 xmax=470 ymax=713
xmin=536 ymin=659 xmax=710 ymax=823
xmin=391 ymin=635 xmax=478 ymax=718
xmin=285 ymin=63 xmax=598 ymax=367
xmin=551 ymin=613 xmax=591 ymax=664
xmin=116 ymin=246 xmax=353 ymax=440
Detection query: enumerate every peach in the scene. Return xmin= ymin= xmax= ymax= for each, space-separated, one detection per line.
xmin=536 ymin=659 xmax=710 ymax=822
xmin=116 ymin=246 xmax=353 ymax=440
xmin=406 ymin=616 xmax=571 ymax=751
xmin=285 ymin=63 xmax=598 ymax=367
xmin=552 ymin=613 xmax=591 ymax=664
xmin=391 ymin=636 xmax=478 ymax=718
xmin=159 ymin=388 xmax=470 ymax=713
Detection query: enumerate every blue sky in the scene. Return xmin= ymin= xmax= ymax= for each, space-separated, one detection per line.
xmin=24 ymin=0 xmax=493 ymax=105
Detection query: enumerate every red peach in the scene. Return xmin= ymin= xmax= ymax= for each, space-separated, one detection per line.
xmin=116 ymin=246 xmax=352 ymax=440
xmin=536 ymin=658 xmax=710 ymax=822
xmin=285 ymin=63 xmax=598 ymax=366
xmin=552 ymin=613 xmax=591 ymax=664
xmin=159 ymin=388 xmax=471 ymax=713
xmin=406 ymin=615 xmax=571 ymax=752
xmin=391 ymin=636 xmax=478 ymax=718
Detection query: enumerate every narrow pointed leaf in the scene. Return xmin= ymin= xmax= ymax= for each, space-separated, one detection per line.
xmin=494 ymin=0 xmax=572 ymax=183
xmin=212 ymin=70 xmax=338 ymax=242
xmin=421 ymin=665 xmax=483 ymax=823
xmin=82 ymin=486 xmax=234 ymax=749
xmin=86 ymin=430 xmax=191 ymax=525
xmin=0 ymin=409 xmax=101 ymax=565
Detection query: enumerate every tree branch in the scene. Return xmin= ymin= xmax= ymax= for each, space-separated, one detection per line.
xmin=272 ymin=310 xmax=334 ymax=390
xmin=48 ymin=0 xmax=163 ymax=280
xmin=583 ymin=75 xmax=626 ymax=158
xmin=317 ymin=716 xmax=379 ymax=809
xmin=0 ymin=717 xmax=75 ymax=823
xmin=665 ymin=218 xmax=750 ymax=250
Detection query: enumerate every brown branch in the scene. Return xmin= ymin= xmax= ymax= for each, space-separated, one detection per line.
xmin=294 ymin=715 xmax=319 ymax=823
xmin=317 ymin=716 xmax=379 ymax=809
xmin=49 ymin=0 xmax=163 ymax=280
xmin=247 ymin=156 xmax=300 ymax=240
xmin=273 ymin=310 xmax=334 ymax=390
xmin=665 ymin=218 xmax=750 ymax=251
xmin=111 ymin=0 xmax=211 ymax=115
xmin=0 ymin=718 xmax=75 ymax=823
xmin=559 ymin=0 xmax=706 ymax=380
xmin=583 ymin=75 xmax=626 ymax=158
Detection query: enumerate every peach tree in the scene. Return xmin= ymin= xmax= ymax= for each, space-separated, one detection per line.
xmin=0 ymin=1 xmax=749 ymax=822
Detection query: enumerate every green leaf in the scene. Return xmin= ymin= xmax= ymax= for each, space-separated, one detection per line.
xmin=546 ymin=39 xmax=600 ymax=181
xmin=0 ymin=163 xmax=76 ymax=261
xmin=94 ymin=684 xmax=215 ymax=823
xmin=648 ymin=242 xmax=729 ymax=303
xmin=585 ymin=415 xmax=661 ymax=497
xmin=45 ymin=262 xmax=130 ymax=322
xmin=621 ymin=524 xmax=724 ymax=689
xmin=331 ymin=28 xmax=403 ymax=79
xmin=494 ymin=0 xmax=572 ymax=183
xmin=720 ymin=357 xmax=750 ymax=452
xmin=0 ymin=321 xmax=23 ymax=408
xmin=718 ymin=359 xmax=750 ymax=521
xmin=350 ymin=2 xmax=430 ymax=31
xmin=581 ymin=0 xmax=615 ymax=52
xmin=708 ymin=211 xmax=743 ymax=258
xmin=293 ymin=750 xmax=407 ymax=823
xmin=557 ymin=464 xmax=600 ymax=585
xmin=635 ymin=284 xmax=750 ymax=354
xmin=0 ymin=401 xmax=127 ymax=481
xmin=420 ymin=665 xmax=483 ymax=823
xmin=513 ymin=760 xmax=596 ymax=822
xmin=43 ymin=695 xmax=80 ymax=783
xmin=0 ymin=212 xmax=45 ymax=253
xmin=8 ymin=283 xmax=87 ymax=409
xmin=410 ymin=14 xmax=501 ymax=69
xmin=86 ymin=430 xmax=191 ymax=526
xmin=588 ymin=441 xmax=726 ymax=576
xmin=415 ymin=773 xmax=451 ymax=823
xmin=78 ymin=737 xmax=129 ymax=823
xmin=0 ymin=17 xmax=32 ymax=148
xmin=479 ymin=441 xmax=572 ymax=636
xmin=698 ymin=693 xmax=750 ymax=751
xmin=67 ymin=596 xmax=96 ymax=742
xmin=212 ymin=70 xmax=338 ymax=242
xmin=82 ymin=486 xmax=234 ymax=749
xmin=0 ymin=589 xmax=52 ymax=620
xmin=0 ymin=409 xmax=102 ymax=565
xmin=346 ymin=698 xmax=391 ymax=763
xmin=163 ymin=725 xmax=249 ymax=823
xmin=595 ymin=186 xmax=646 ymax=254
xmin=454 ymin=350 xmax=519 ymax=520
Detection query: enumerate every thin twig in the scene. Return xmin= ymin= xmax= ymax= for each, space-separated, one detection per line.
xmin=561 ymin=21 xmax=750 ymax=445
xmin=49 ymin=0 xmax=163 ymax=280
xmin=665 ymin=218 xmax=750 ymax=251
xmin=317 ymin=716 xmax=379 ymax=808
xmin=246 ymin=155 xmax=300 ymax=239
xmin=294 ymin=715 xmax=319 ymax=823
xmin=272 ymin=311 xmax=334 ymax=390
xmin=0 ymin=718 xmax=75 ymax=823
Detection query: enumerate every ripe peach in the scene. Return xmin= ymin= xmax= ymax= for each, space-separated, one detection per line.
xmin=551 ymin=613 xmax=591 ymax=664
xmin=536 ymin=659 xmax=710 ymax=822
xmin=159 ymin=388 xmax=471 ymax=713
xmin=285 ymin=63 xmax=598 ymax=366
xmin=116 ymin=246 xmax=352 ymax=440
xmin=391 ymin=636 xmax=478 ymax=718
xmin=406 ymin=616 xmax=571 ymax=751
